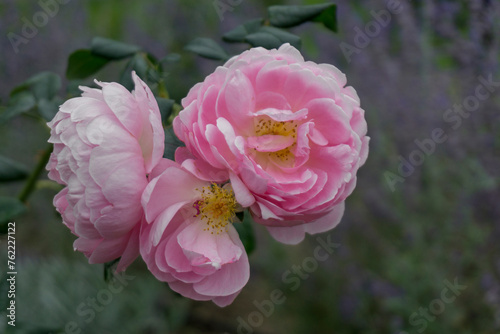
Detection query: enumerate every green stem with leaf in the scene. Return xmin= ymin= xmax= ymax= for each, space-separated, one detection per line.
xmin=18 ymin=144 xmax=53 ymax=203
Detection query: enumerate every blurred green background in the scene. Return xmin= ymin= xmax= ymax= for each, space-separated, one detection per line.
xmin=0 ymin=0 xmax=499 ymax=333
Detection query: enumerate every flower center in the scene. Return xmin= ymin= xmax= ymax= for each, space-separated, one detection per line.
xmin=254 ymin=117 xmax=298 ymax=163
xmin=194 ymin=183 xmax=237 ymax=234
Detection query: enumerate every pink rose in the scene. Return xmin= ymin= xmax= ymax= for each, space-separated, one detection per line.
xmin=47 ymin=72 xmax=164 ymax=271
xmin=140 ymin=158 xmax=249 ymax=307
xmin=173 ymin=44 xmax=369 ymax=244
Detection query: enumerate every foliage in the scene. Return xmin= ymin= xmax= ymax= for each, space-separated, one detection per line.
xmin=186 ymin=3 xmax=337 ymax=59
xmin=0 ymin=1 xmax=338 ymax=252
xmin=0 ymin=0 xmax=498 ymax=333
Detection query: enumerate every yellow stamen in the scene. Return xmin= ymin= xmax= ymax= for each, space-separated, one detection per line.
xmin=194 ymin=183 xmax=237 ymax=235
xmin=254 ymin=117 xmax=298 ymax=163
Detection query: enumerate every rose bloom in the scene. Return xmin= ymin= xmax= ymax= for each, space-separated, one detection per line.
xmin=140 ymin=157 xmax=249 ymax=307
xmin=174 ymin=44 xmax=369 ymax=244
xmin=47 ymin=72 xmax=164 ymax=271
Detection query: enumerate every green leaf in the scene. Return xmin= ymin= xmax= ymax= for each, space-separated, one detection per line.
xmin=66 ymin=80 xmax=85 ymax=97
xmin=268 ymin=3 xmax=337 ymax=32
xmin=35 ymin=180 xmax=64 ymax=192
xmin=261 ymin=26 xmax=301 ymax=48
xmin=160 ymin=53 xmax=181 ymax=64
xmin=223 ymin=18 xmax=264 ymax=43
xmin=245 ymin=32 xmax=282 ymax=49
xmin=312 ymin=4 xmax=338 ymax=32
xmin=3 ymin=72 xmax=61 ymax=123
xmin=133 ymin=55 xmax=149 ymax=79
xmin=156 ymin=98 xmax=175 ymax=124
xmin=37 ymin=97 xmax=63 ymax=121
xmin=146 ymin=67 xmax=161 ymax=84
xmin=0 ymin=92 xmax=36 ymax=124
xmin=120 ymin=54 xmax=150 ymax=91
xmin=163 ymin=126 xmax=184 ymax=161
xmin=130 ymin=53 xmax=149 ymax=80
xmin=245 ymin=26 xmax=301 ymax=49
xmin=0 ymin=155 xmax=29 ymax=182
xmin=11 ymin=71 xmax=61 ymax=101
xmin=234 ymin=209 xmax=256 ymax=255
xmin=0 ymin=197 xmax=26 ymax=226
xmin=30 ymin=72 xmax=61 ymax=101
xmin=185 ymin=38 xmax=229 ymax=61
xmin=66 ymin=49 xmax=110 ymax=80
xmin=91 ymin=37 xmax=141 ymax=60
xmin=119 ymin=59 xmax=136 ymax=91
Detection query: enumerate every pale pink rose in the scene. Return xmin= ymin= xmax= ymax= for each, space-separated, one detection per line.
xmin=174 ymin=44 xmax=369 ymax=244
xmin=47 ymin=72 xmax=164 ymax=271
xmin=140 ymin=158 xmax=249 ymax=307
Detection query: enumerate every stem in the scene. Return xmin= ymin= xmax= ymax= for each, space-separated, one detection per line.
xmin=158 ymin=80 xmax=169 ymax=99
xmin=167 ymin=103 xmax=182 ymax=124
xmin=18 ymin=144 xmax=53 ymax=203
xmin=141 ymin=52 xmax=170 ymax=99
